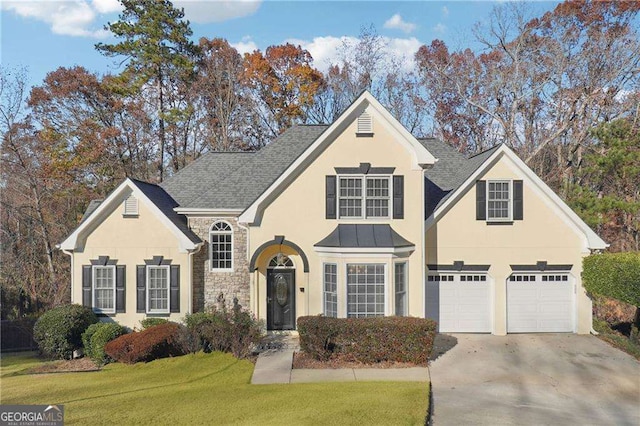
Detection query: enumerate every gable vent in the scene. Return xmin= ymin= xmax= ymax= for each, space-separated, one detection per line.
xmin=123 ymin=194 xmax=139 ymax=216
xmin=356 ymin=112 xmax=373 ymax=136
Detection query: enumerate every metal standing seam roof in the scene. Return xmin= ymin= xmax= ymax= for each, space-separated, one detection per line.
xmin=314 ymin=224 xmax=415 ymax=248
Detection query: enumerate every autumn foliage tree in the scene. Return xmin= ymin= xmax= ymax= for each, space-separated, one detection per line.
xmin=416 ymin=1 xmax=640 ymax=182
xmin=243 ymin=43 xmax=324 ymax=142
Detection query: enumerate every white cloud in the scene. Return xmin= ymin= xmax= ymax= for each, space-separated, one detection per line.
xmin=175 ymin=1 xmax=261 ymax=24
xmin=231 ymin=36 xmax=258 ymax=55
xmin=442 ymin=6 xmax=449 ymax=17
xmin=287 ymin=35 xmax=422 ymax=74
xmin=92 ymin=0 xmax=121 ymax=14
xmin=286 ymin=36 xmax=356 ymax=71
xmin=1 ymin=0 xmax=262 ymax=38
xmin=383 ymin=13 xmax=416 ymax=34
xmin=2 ymin=1 xmax=108 ymax=38
xmin=432 ymin=23 xmax=447 ymax=34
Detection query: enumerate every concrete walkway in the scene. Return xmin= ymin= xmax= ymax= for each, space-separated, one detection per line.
xmin=251 ymin=333 xmax=430 ymax=384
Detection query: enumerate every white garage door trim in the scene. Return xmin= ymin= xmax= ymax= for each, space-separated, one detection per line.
xmin=507 ymin=273 xmax=575 ymax=333
xmin=426 ymin=273 xmax=492 ymax=333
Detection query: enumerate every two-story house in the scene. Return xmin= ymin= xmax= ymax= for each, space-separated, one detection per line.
xmin=59 ymin=91 xmax=607 ymax=334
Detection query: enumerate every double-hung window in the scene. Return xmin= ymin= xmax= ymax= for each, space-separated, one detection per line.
xmin=210 ymin=221 xmax=233 ymax=271
xmin=323 ymin=263 xmax=338 ymax=317
xmin=394 ymin=263 xmax=407 ymax=316
xmin=93 ymin=265 xmax=115 ymax=313
xmin=346 ymin=264 xmax=385 ymax=317
xmin=147 ymin=266 xmax=169 ymax=313
xmin=339 ymin=176 xmax=390 ymax=219
xmin=487 ymin=180 xmax=511 ymax=221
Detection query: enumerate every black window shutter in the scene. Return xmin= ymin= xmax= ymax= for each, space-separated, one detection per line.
xmin=136 ymin=265 xmax=146 ymax=313
xmin=116 ymin=265 xmax=126 ymax=313
xmin=393 ymin=175 xmax=404 ymax=219
xmin=513 ymin=180 xmax=523 ymax=220
xmin=170 ymin=265 xmax=180 ymax=313
xmin=326 ymin=175 xmax=337 ymax=219
xmin=476 ymin=180 xmax=487 ymax=220
xmin=82 ymin=265 xmax=92 ymax=308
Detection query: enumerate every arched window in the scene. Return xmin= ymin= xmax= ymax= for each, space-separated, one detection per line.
xmin=268 ymin=253 xmax=294 ymax=268
xmin=210 ymin=221 xmax=233 ymax=271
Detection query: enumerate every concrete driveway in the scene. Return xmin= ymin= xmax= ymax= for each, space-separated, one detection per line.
xmin=429 ymin=334 xmax=640 ymax=425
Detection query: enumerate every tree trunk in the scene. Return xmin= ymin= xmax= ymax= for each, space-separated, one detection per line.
xmin=157 ymin=68 xmax=166 ymax=182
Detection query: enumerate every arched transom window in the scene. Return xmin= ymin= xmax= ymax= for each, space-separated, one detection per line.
xmin=268 ymin=253 xmax=294 ymax=268
xmin=210 ymin=221 xmax=233 ymax=271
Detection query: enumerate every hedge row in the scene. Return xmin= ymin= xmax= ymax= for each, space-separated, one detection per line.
xmin=297 ymin=316 xmax=437 ymax=365
xmin=104 ymin=322 xmax=194 ymax=364
xmin=583 ymin=252 xmax=640 ymax=308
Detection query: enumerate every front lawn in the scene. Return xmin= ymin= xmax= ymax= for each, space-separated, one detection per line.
xmin=0 ymin=352 xmax=429 ymax=425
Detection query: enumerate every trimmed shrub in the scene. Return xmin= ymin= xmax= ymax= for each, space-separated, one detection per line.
xmin=33 ymin=304 xmax=98 ymax=359
xmin=104 ymin=322 xmax=194 ymax=364
xmin=140 ymin=318 xmax=169 ymax=330
xmin=583 ymin=252 xmax=640 ymax=308
xmin=298 ymin=316 xmax=437 ymax=365
xmin=185 ymin=306 xmax=264 ymax=359
xmin=81 ymin=323 xmax=101 ymax=360
xmin=82 ymin=322 xmax=127 ymax=364
xmin=584 ymin=252 xmax=640 ymax=336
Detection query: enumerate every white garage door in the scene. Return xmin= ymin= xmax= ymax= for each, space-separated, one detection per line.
xmin=507 ymin=273 xmax=574 ymax=333
xmin=426 ymin=273 xmax=491 ymax=333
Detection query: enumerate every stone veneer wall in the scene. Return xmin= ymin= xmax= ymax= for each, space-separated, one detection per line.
xmin=189 ymin=217 xmax=250 ymax=312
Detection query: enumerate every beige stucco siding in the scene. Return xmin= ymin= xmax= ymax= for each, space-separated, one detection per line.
xmin=72 ymin=198 xmax=191 ymax=329
xmin=427 ymin=156 xmax=592 ymax=334
xmin=249 ymin=116 xmax=426 ymax=323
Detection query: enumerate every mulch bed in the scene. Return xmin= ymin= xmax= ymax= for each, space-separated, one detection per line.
xmin=27 ymin=358 xmax=101 ymax=374
xmin=292 ymin=351 xmax=421 ymax=369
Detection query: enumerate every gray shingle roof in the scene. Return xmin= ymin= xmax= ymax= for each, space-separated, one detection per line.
xmin=170 ymin=125 xmax=328 ymax=209
xmin=160 ymin=152 xmax=255 ymax=206
xmin=418 ymin=138 xmax=501 ymax=216
xmin=129 ymin=179 xmax=201 ymax=244
xmin=315 ymin=224 xmax=415 ymax=248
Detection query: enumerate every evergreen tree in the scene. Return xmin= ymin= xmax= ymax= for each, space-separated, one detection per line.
xmin=96 ymin=0 xmax=199 ymax=181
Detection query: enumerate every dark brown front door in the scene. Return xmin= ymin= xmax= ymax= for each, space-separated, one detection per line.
xmin=267 ymin=269 xmax=295 ymax=330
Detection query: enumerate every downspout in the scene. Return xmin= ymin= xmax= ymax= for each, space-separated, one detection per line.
xmin=188 ymin=243 xmax=204 ymax=315
xmin=421 ymin=170 xmax=427 ymax=318
xmin=237 ymin=221 xmax=252 ymax=312
xmin=60 ymin=247 xmax=74 ymax=303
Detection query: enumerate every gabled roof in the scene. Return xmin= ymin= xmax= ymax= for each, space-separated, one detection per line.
xmin=239 ymin=91 xmax=437 ymax=224
xmin=418 ymin=139 xmax=499 ymax=216
xmin=173 ymin=125 xmax=328 ymax=211
xmin=423 ymin=143 xmax=608 ymax=251
xmin=59 ymin=178 xmax=202 ymax=252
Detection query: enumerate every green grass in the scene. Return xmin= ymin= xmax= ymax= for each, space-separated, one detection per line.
xmin=593 ymin=319 xmax=640 ymax=360
xmin=0 ymin=352 xmax=429 ymax=425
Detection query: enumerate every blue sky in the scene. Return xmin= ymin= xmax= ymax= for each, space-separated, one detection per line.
xmin=2 ymin=1 xmax=561 ymax=88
